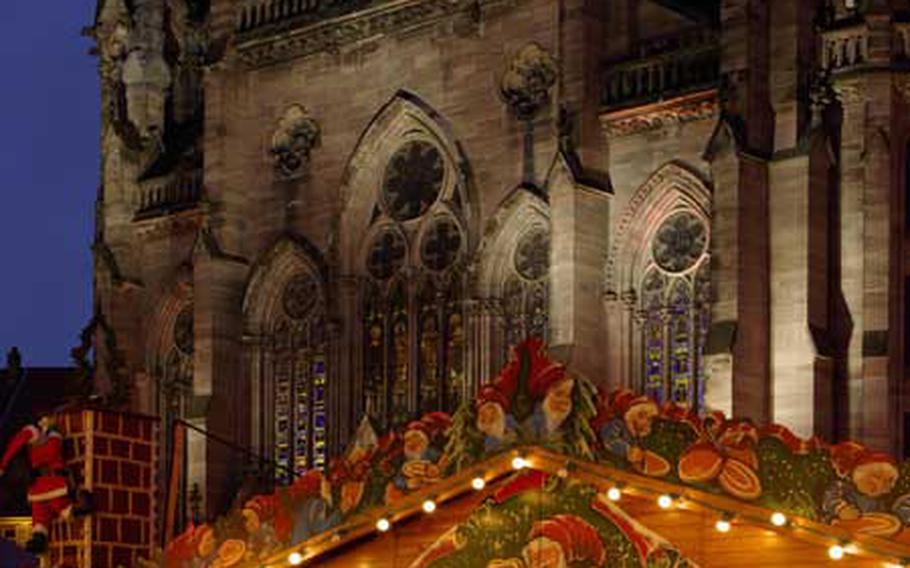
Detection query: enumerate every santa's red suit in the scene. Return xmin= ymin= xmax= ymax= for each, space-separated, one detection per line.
xmin=1 ymin=424 xmax=72 ymax=535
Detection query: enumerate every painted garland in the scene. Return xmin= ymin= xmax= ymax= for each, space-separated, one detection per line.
xmin=158 ymin=338 xmax=910 ymax=567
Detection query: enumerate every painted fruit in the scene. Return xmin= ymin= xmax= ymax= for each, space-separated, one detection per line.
xmin=215 ymin=539 xmax=246 ymax=567
xmin=724 ymin=442 xmax=758 ymax=470
xmin=678 ymin=442 xmax=724 ymax=483
xmin=639 ymin=450 xmax=671 ymax=477
xmin=833 ymin=513 xmax=902 ymax=537
xmin=717 ymin=459 xmax=762 ymax=500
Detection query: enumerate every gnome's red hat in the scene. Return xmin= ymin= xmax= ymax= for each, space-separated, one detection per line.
xmin=830 ymin=441 xmax=867 ymax=478
xmin=852 ymin=451 xmax=898 ymax=480
xmin=528 ymin=362 xmax=569 ymax=400
xmin=421 ymin=411 xmax=453 ymax=438
xmin=528 ymin=514 xmax=606 ymax=565
xmin=405 ymin=420 xmax=431 ymax=439
xmin=476 ymin=385 xmax=511 ymax=412
xmin=610 ymin=390 xmax=655 ymax=418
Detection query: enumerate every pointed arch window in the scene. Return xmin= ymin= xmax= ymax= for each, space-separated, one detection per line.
xmin=638 ymin=211 xmax=710 ymax=408
xmin=269 ymin=273 xmax=327 ymax=481
xmin=159 ymin=303 xmax=193 ymax=532
xmin=502 ymin=227 xmax=550 ymax=358
xmin=360 ymin=139 xmax=466 ymax=428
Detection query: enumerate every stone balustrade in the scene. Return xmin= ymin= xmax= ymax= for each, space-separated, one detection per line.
xmin=135 ymin=170 xmax=202 ymax=220
xmin=820 ymin=24 xmax=869 ymax=72
xmin=236 ymin=0 xmax=373 ymax=34
xmin=602 ymin=29 xmax=720 ymax=110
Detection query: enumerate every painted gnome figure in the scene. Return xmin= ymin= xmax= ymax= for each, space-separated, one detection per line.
xmin=598 ymin=391 xmax=660 ymax=470
xmin=522 ymin=363 xmax=575 ymax=441
xmin=0 ymin=415 xmax=92 ymax=553
xmin=822 ymin=447 xmax=910 ymax=530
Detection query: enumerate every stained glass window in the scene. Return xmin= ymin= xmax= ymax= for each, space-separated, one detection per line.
xmin=270 ymin=273 xmax=327 ymax=482
xmin=361 ymin=144 xmax=465 ymax=426
xmin=501 ymin=228 xmax=550 ymax=360
xmin=161 ymin=304 xmax=193 ymax=531
xmin=639 ymin=210 xmax=710 ymax=409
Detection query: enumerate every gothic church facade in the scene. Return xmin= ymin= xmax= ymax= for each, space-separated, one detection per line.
xmin=89 ymin=0 xmax=910 ymax=517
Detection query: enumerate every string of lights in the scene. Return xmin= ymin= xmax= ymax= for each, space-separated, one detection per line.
xmin=268 ymin=449 xmax=910 ymax=567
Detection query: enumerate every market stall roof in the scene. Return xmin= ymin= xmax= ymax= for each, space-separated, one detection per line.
xmin=257 ymin=449 xmax=910 ymax=568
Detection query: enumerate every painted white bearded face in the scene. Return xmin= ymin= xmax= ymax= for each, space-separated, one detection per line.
xmin=522 ymin=536 xmax=567 ymax=568
xmin=624 ymin=403 xmax=658 ymax=438
xmin=38 ymin=416 xmax=54 ymax=433
xmin=853 ymin=463 xmax=898 ymax=498
xmin=404 ymin=430 xmax=430 ymax=461
xmin=477 ymin=401 xmax=507 ymax=439
xmin=542 ymin=378 xmax=575 ymax=431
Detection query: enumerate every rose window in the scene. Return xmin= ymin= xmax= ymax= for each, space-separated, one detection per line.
xmin=282 ymin=274 xmax=319 ymax=320
xmin=514 ymin=229 xmax=549 ymax=281
xmin=381 ymin=141 xmax=444 ymax=222
xmin=651 ymin=212 xmax=707 ymax=274
xmin=420 ymin=217 xmax=462 ymax=271
xmin=366 ymin=230 xmax=406 ymax=280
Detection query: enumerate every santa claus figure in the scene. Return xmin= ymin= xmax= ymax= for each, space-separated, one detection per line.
xmin=822 ymin=450 xmax=910 ymax=526
xmin=0 ymin=415 xmax=91 ymax=553
xmin=475 ymin=386 xmax=518 ymax=453
xmin=599 ymin=391 xmax=659 ymax=467
xmin=523 ymin=363 xmax=575 ymax=441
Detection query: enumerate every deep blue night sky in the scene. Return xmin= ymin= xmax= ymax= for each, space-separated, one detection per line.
xmin=0 ymin=2 xmax=98 ymax=365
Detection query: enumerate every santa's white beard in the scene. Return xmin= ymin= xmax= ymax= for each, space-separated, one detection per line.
xmin=480 ymin=419 xmax=505 ymax=440
xmin=544 ymin=408 xmax=569 ymax=434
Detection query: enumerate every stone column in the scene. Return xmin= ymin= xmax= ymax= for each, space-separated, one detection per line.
xmin=193 ymin=251 xmax=248 ymax=518
xmin=548 ymin=157 xmax=611 ymax=383
xmin=835 ymin=70 xmax=896 ymax=451
xmin=334 ymin=275 xmax=361 ymax=454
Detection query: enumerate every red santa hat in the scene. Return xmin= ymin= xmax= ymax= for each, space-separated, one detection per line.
xmin=527 ymin=514 xmax=606 ymax=565
xmin=476 ymin=385 xmax=511 ymax=413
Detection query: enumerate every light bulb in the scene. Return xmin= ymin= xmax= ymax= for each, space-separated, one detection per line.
xmin=471 ymin=477 xmax=486 ymax=491
xmin=770 ymin=512 xmax=787 ymax=527
xmin=828 ymin=545 xmax=845 ymax=560
xmin=657 ymin=494 xmax=673 ymax=509
xmin=376 ymin=518 xmax=390 ymax=532
xmin=607 ymin=487 xmax=622 ymax=502
xmin=512 ymin=456 xmax=528 ymax=470
xmin=288 ymin=551 xmax=304 ymax=565
xmin=422 ymin=499 xmax=437 ymax=513
xmin=715 ymin=519 xmax=731 ymax=533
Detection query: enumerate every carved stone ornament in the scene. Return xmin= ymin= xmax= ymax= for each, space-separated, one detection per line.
xmin=499 ymin=43 xmax=558 ymax=120
xmin=282 ymin=274 xmax=320 ymax=320
xmin=270 ymin=105 xmax=321 ymax=177
xmin=174 ymin=304 xmax=194 ymax=356
xmin=600 ymin=90 xmax=719 ymax=138
xmin=651 ymin=212 xmax=707 ymax=274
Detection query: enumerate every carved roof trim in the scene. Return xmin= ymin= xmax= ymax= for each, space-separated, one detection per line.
xmin=599 ymin=89 xmax=719 ymax=138
xmin=232 ymin=0 xmax=517 ymax=68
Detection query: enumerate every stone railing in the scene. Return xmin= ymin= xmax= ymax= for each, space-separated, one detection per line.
xmin=135 ymin=170 xmax=202 ymax=220
xmin=602 ymin=29 xmax=720 ymax=110
xmin=235 ymin=0 xmax=374 ymax=34
xmin=820 ymin=24 xmax=869 ymax=72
